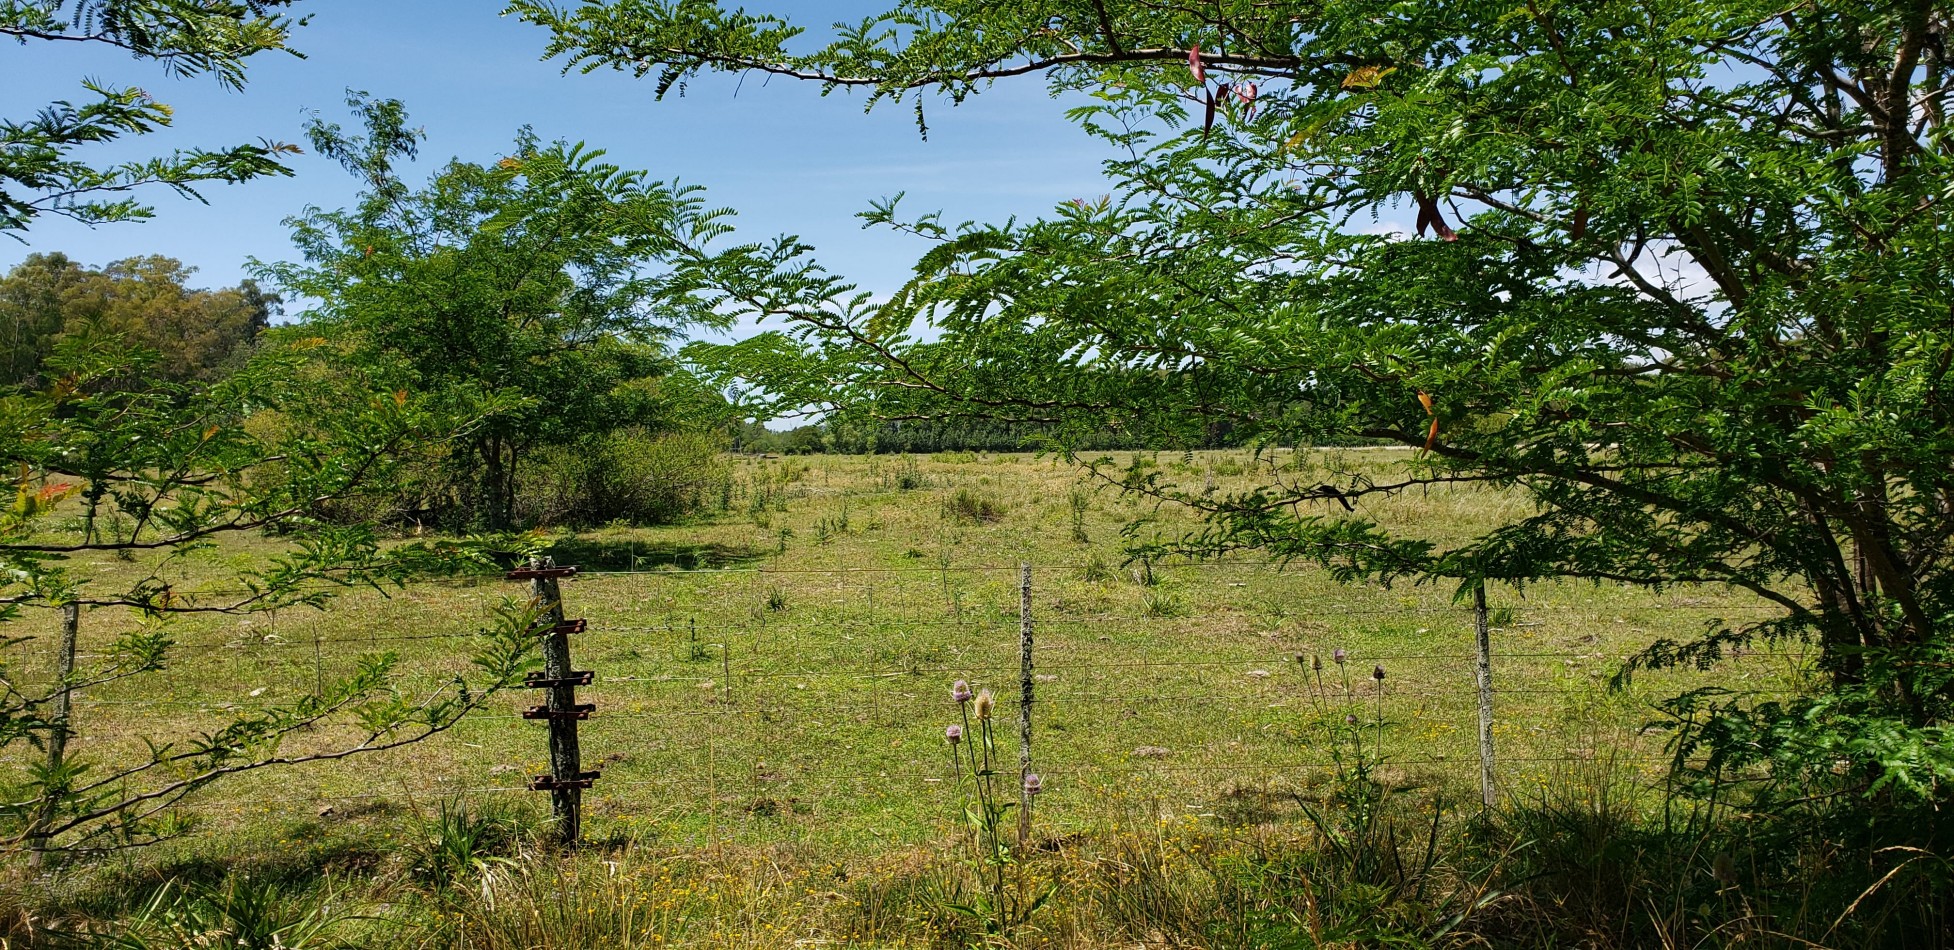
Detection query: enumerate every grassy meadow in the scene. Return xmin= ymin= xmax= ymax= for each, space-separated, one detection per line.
xmin=4 ymin=449 xmax=1823 ymax=948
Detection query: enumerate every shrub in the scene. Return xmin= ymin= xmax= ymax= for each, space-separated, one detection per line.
xmin=596 ymin=430 xmax=730 ymax=525
xmin=891 ymin=455 xmax=927 ymax=490
xmin=516 ymin=430 xmax=729 ymax=527
xmin=1067 ymin=485 xmax=1091 ymax=543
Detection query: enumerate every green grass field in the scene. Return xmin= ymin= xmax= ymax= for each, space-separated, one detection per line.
xmin=7 ymin=451 xmax=1804 ymax=844
xmin=3 ymin=450 xmax=1818 ymax=947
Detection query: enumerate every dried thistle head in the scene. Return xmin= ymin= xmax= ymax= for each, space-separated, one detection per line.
xmin=1311 ymin=654 xmax=1324 ymax=672
xmin=974 ymin=688 xmax=996 ymax=720
xmin=1372 ymin=664 xmax=1386 ymax=682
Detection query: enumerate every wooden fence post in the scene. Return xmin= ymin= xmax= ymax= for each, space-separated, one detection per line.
xmin=27 ymin=602 xmax=80 ymax=865
xmin=1017 ymin=563 xmax=1035 ymax=851
xmin=511 ymin=557 xmax=596 ymax=847
xmin=1473 ymin=582 xmax=1498 ymax=809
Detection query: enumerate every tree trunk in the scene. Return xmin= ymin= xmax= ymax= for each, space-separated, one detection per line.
xmin=478 ymin=436 xmax=512 ymax=533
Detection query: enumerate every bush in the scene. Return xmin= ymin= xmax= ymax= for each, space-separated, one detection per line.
xmin=517 ymin=430 xmax=730 ymax=527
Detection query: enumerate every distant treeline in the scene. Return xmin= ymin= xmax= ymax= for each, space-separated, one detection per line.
xmin=728 ymin=420 xmax=1154 ymax=455
xmin=727 ymin=419 xmax=1382 ymax=455
xmin=0 ymin=253 xmax=276 ymax=386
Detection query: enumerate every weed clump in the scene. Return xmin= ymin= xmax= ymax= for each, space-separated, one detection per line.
xmin=406 ymin=798 xmax=527 ymax=890
xmin=944 ymin=487 xmax=1006 ymax=524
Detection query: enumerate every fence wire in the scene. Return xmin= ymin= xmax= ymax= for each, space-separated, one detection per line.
xmin=7 ymin=559 xmax=1814 ymax=849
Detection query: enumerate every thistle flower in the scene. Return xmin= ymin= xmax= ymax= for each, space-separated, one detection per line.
xmin=974 ymin=688 xmax=995 ymax=720
xmin=952 ymin=679 xmax=973 ymax=704
xmin=1372 ymin=664 xmax=1386 ymax=682
xmin=1345 ymin=714 xmax=1359 ymax=726
xmin=945 ymin=725 xmax=963 ymax=745
xmin=1023 ymin=773 xmax=1043 ymax=797
xmin=1333 ymin=648 xmax=1347 ymax=666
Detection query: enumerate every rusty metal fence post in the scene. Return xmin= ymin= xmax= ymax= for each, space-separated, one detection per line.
xmin=510 ymin=557 xmax=597 ymax=846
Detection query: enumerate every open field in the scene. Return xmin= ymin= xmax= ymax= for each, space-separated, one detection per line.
xmin=3 ymin=450 xmax=1815 ymax=946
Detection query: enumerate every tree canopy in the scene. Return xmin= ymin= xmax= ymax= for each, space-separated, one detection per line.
xmin=516 ymin=0 xmax=1954 ymax=798
xmin=258 ymin=95 xmax=736 ymax=531
xmin=0 ymin=252 xmax=275 ymax=386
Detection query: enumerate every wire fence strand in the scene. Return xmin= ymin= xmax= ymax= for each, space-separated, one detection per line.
xmin=8 ymin=559 xmax=1815 ymax=836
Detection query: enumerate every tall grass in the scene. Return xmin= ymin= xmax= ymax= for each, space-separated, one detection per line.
xmin=943 ymin=487 xmax=1006 ymax=524
xmin=17 ymin=761 xmax=1952 ymax=949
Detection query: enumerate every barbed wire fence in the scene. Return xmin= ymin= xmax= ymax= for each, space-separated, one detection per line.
xmin=8 ymin=558 xmax=1809 ymax=851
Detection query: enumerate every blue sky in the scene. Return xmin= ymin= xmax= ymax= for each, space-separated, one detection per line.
xmin=1 ymin=2 xmax=1112 ymax=328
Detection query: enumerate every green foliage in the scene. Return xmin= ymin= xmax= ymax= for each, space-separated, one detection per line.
xmin=63 ymin=875 xmax=364 ymax=950
xmin=887 ymin=454 xmax=926 ymax=491
xmin=259 ymin=94 xmax=733 ymax=531
xmin=1067 ymin=484 xmax=1090 ymax=543
xmin=1138 ymin=588 xmax=1183 ymax=618
xmin=407 ymin=799 xmax=527 ymax=891
xmin=0 ymin=2 xmax=306 ymax=233
xmin=1470 ymin=763 xmax=1954 ymax=947
xmin=0 ymin=252 xmax=276 ymax=386
xmin=0 ymin=336 xmax=542 ymax=854
xmin=1079 ymin=551 xmax=1111 ymax=583
xmin=729 ymin=421 xmax=826 ymax=455
xmin=518 ymin=429 xmax=730 ymax=527
xmin=519 ymin=0 xmax=1954 ymax=803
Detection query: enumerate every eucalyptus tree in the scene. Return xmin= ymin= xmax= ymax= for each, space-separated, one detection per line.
xmin=1 ymin=1 xmax=309 ymax=233
xmin=515 ymin=0 xmax=1954 ymax=797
